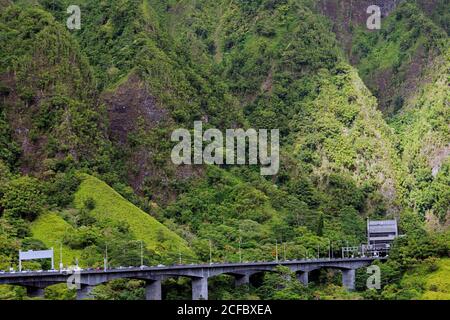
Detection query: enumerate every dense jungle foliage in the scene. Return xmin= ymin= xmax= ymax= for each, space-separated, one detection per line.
xmin=0 ymin=0 xmax=448 ymax=300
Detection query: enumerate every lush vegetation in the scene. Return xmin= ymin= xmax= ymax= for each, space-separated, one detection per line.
xmin=73 ymin=174 xmax=193 ymax=258
xmin=0 ymin=0 xmax=448 ymax=300
xmin=352 ymin=1 xmax=448 ymax=114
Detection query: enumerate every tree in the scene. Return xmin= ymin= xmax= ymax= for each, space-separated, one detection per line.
xmin=0 ymin=176 xmax=46 ymax=221
xmin=258 ymin=266 xmax=311 ymax=300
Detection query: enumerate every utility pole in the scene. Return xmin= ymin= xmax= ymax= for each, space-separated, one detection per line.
xmin=283 ymin=242 xmax=286 ymax=261
xmin=317 ymin=244 xmax=320 ymax=259
xmin=179 ymin=249 xmax=182 ymax=265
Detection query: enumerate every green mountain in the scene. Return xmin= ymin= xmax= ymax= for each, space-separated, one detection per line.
xmin=0 ymin=0 xmax=448 ymax=300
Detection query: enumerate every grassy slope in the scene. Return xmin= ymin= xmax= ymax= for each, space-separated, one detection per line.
xmin=73 ymin=174 xmax=192 ymax=256
xmin=30 ymin=213 xmax=82 ymax=267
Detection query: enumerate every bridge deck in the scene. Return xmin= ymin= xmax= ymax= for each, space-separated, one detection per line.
xmin=0 ymin=257 xmax=384 ymax=279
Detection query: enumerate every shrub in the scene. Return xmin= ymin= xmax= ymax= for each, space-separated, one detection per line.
xmin=45 ymin=172 xmax=81 ymax=208
xmin=84 ymin=197 xmax=96 ymax=211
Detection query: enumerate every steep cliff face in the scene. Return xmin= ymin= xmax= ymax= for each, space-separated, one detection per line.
xmin=68 ymin=0 xmax=244 ymax=201
xmin=317 ymin=0 xmax=402 ymax=57
xmin=1 ymin=0 xmax=406 ymax=212
xmin=415 ymin=0 xmax=450 ymax=34
xmin=390 ymin=49 xmax=450 ymax=224
xmin=316 ymin=1 xmax=449 ymax=224
xmin=316 ymin=0 xmax=446 ymax=58
xmin=352 ymin=2 xmax=447 ymax=115
xmin=317 ymin=1 xmax=448 ymax=116
xmin=0 ymin=6 xmax=110 ymax=175
xmin=290 ymin=65 xmax=401 ymax=214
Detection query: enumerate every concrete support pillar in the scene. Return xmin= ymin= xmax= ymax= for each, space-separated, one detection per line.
xmin=234 ymin=274 xmax=250 ymax=287
xmin=145 ymin=280 xmax=162 ymax=300
xmin=77 ymin=285 xmax=95 ymax=300
xmin=342 ymin=269 xmax=356 ymax=291
xmin=296 ymin=272 xmax=309 ymax=286
xmin=26 ymin=287 xmax=45 ymax=299
xmin=192 ymin=277 xmax=208 ymax=300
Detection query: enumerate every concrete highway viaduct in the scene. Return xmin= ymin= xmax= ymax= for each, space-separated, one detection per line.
xmin=0 ymin=258 xmax=383 ymax=300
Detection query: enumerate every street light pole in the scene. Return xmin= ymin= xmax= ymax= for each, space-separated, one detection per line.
xmin=275 ymin=240 xmax=279 ymax=263
xmin=331 ymin=241 xmax=334 ymax=259
xmin=140 ymin=241 xmax=144 ymax=267
xmin=209 ymin=240 xmax=212 ymax=265
xmin=239 ymin=237 xmax=242 ymax=263
xmin=328 ymin=239 xmax=331 ymax=260
xmin=59 ymin=242 xmax=63 ymax=271
xmin=104 ymin=244 xmax=108 ymax=271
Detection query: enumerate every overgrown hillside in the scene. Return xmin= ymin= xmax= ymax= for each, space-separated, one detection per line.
xmin=134 ymin=0 xmax=408 ymax=265
xmin=0 ymin=0 xmax=448 ymax=300
xmin=317 ymin=0 xmax=449 ymax=225
xmin=27 ymin=173 xmax=194 ymax=269
xmin=31 ymin=212 xmax=82 ymax=267
xmin=389 ymin=49 xmax=450 ymax=226
xmin=74 ymin=174 xmax=192 ymax=257
xmin=398 ymin=258 xmax=450 ymax=300
xmin=351 ymin=2 xmax=448 ymax=115
xmin=0 ymin=5 xmax=112 ymax=174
